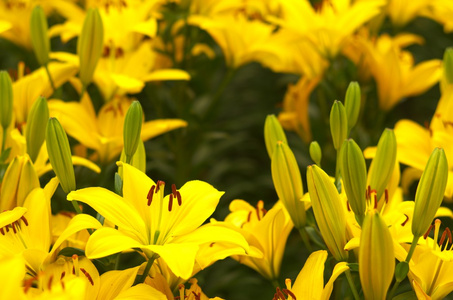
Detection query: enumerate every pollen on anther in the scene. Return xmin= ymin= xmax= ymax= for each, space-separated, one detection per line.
xmin=401 ymin=214 xmax=409 ymax=226
xmin=47 ymin=275 xmax=53 ymax=290
xmin=283 ymin=288 xmax=297 ymax=300
xmin=168 ymin=194 xmax=174 ymax=212
xmin=147 ymin=185 xmax=155 ymax=206
xmin=346 ymin=201 xmax=351 ymax=212
xmin=80 ymin=268 xmax=94 ymax=286
xmin=447 ymin=228 xmax=452 ymax=244
xmin=60 ymin=271 xmax=66 ymax=280
xmin=424 ymin=224 xmax=434 ymax=239
xmin=176 ymin=191 xmax=182 ymax=206
xmin=385 ymin=189 xmax=389 ymax=203
xmin=21 ymin=216 xmax=29 ymax=226
xmin=439 ymin=230 xmax=448 ymax=247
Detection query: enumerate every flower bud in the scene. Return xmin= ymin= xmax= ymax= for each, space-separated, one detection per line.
xmin=46 ymin=117 xmax=76 ymax=194
xmin=309 ymin=141 xmax=322 ymax=166
xmin=0 ymin=71 xmax=13 ymax=130
xmin=264 ymin=114 xmax=287 ymax=158
xmin=359 ymin=210 xmax=394 ymax=300
xmin=330 ymin=100 xmax=348 ymax=150
xmin=25 ymin=96 xmax=49 ymax=162
xmin=30 ymin=6 xmax=50 ymax=66
xmin=77 ymin=8 xmax=103 ymax=86
xmin=344 ymin=82 xmax=361 ymax=131
xmin=306 ymin=165 xmax=348 ymax=261
xmin=271 ymin=141 xmax=306 ymax=229
xmin=340 ymin=139 xmax=367 ymax=225
xmin=412 ymin=147 xmax=448 ymax=238
xmin=367 ymin=129 xmax=397 ymax=203
xmin=443 ymin=48 xmax=453 ymax=85
xmin=0 ymin=155 xmax=39 ymax=211
xmin=395 ymin=261 xmax=409 ymax=283
xmin=123 ymin=100 xmax=143 ymax=162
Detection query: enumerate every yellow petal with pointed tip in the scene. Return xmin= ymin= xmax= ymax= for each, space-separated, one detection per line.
xmin=115 ymin=284 xmax=166 ymax=300
xmin=86 ymin=227 xmax=144 ymax=259
xmin=142 ymin=69 xmax=190 ymax=82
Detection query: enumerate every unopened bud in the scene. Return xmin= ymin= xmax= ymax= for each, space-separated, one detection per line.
xmin=367 ymin=129 xmax=397 ymax=203
xmin=0 ymin=71 xmax=13 ymax=130
xmin=271 ymin=141 xmax=306 ymax=229
xmin=330 ymin=100 xmax=348 ymax=150
xmin=25 ymin=96 xmax=49 ymax=162
xmin=264 ymin=115 xmax=287 ymax=158
xmin=77 ymin=8 xmax=103 ymax=86
xmin=30 ymin=6 xmax=50 ymax=66
xmin=0 ymin=155 xmax=39 ymax=210
xmin=359 ymin=210 xmax=394 ymax=300
xmin=309 ymin=141 xmax=322 ymax=166
xmin=344 ymin=82 xmax=361 ymax=131
xmin=340 ymin=139 xmax=367 ymax=225
xmin=123 ymin=101 xmax=143 ymax=163
xmin=306 ymin=165 xmax=348 ymax=261
xmin=46 ymin=117 xmax=76 ymax=194
xmin=395 ymin=261 xmax=409 ymax=283
xmin=443 ymin=48 xmax=453 ymax=85
xmin=412 ymin=148 xmax=448 ymax=238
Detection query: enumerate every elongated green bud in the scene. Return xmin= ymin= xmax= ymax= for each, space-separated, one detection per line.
xmin=271 ymin=141 xmax=306 ymax=229
xmin=123 ymin=101 xmax=143 ymax=162
xmin=367 ymin=129 xmax=397 ymax=203
xmin=340 ymin=139 xmax=367 ymax=225
xmin=46 ymin=117 xmax=76 ymax=194
xmin=330 ymin=100 xmax=348 ymax=150
xmin=344 ymin=82 xmax=360 ymax=131
xmin=77 ymin=8 xmax=103 ymax=86
xmin=359 ymin=210 xmax=394 ymax=300
xmin=30 ymin=6 xmax=50 ymax=66
xmin=412 ymin=148 xmax=448 ymax=238
xmin=26 ymin=96 xmax=49 ymax=162
xmin=264 ymin=114 xmax=287 ymax=158
xmin=443 ymin=48 xmax=453 ymax=85
xmin=0 ymin=71 xmax=13 ymax=130
xmin=0 ymin=155 xmax=40 ymax=211
xmin=306 ymin=165 xmax=348 ymax=261
xmin=309 ymin=141 xmax=322 ymax=166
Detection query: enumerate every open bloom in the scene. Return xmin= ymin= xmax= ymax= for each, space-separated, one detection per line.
xmin=67 ymin=162 xmax=249 ymax=279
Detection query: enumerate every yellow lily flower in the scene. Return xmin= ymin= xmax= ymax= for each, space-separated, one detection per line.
xmin=49 ymin=95 xmax=187 ymax=164
xmin=402 ymin=219 xmax=453 ymax=299
xmin=221 ymin=200 xmax=292 ymax=282
xmin=346 ymin=32 xmax=441 ymax=111
xmin=273 ymin=250 xmax=349 ymax=300
xmin=423 ymin=0 xmax=453 ymax=33
xmin=67 ymin=162 xmax=250 ymax=279
xmin=278 ymin=76 xmax=321 ymax=143
xmin=386 ymin=0 xmax=432 ymax=27
xmin=270 ymin=0 xmax=385 ymax=59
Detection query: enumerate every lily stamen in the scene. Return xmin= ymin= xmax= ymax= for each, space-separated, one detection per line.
xmin=283 ymin=288 xmax=297 ymax=300
xmin=47 ymin=275 xmax=53 ymax=290
xmin=168 ymin=194 xmax=174 ymax=212
xmin=80 ymin=268 xmax=94 ymax=286
xmin=401 ymin=214 xmax=409 ymax=226
xmin=147 ymin=185 xmax=155 ymax=206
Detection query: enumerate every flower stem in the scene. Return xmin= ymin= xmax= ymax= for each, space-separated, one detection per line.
xmin=44 ymin=64 xmax=56 ymax=92
xmin=345 ymin=269 xmax=360 ymax=300
xmin=135 ymin=254 xmax=157 ymax=284
xmin=297 ymin=227 xmax=313 ymax=252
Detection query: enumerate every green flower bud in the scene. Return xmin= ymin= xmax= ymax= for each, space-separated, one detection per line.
xmin=77 ymin=8 xmax=103 ymax=87
xmin=25 ymin=96 xmax=49 ymax=162
xmin=123 ymin=100 xmax=143 ymax=162
xmin=0 ymin=71 xmax=13 ymax=130
xmin=306 ymin=165 xmax=348 ymax=261
xmin=271 ymin=141 xmax=306 ymax=229
xmin=367 ymin=129 xmax=397 ymax=203
xmin=340 ymin=139 xmax=367 ymax=225
xmin=395 ymin=261 xmax=409 ymax=283
xmin=46 ymin=117 xmax=76 ymax=194
xmin=344 ymin=82 xmax=361 ymax=131
xmin=309 ymin=141 xmax=322 ymax=166
xmin=30 ymin=6 xmax=50 ymax=66
xmin=0 ymin=155 xmax=40 ymax=211
xmin=443 ymin=48 xmax=453 ymax=85
xmin=264 ymin=114 xmax=287 ymax=158
xmin=330 ymin=100 xmax=348 ymax=150
xmin=359 ymin=210 xmax=394 ymax=300
xmin=412 ymin=148 xmax=448 ymax=238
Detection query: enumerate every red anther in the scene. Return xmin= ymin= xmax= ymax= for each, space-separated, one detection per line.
xmin=80 ymin=268 xmax=94 ymax=286
xmin=147 ymin=185 xmax=155 ymax=206
xmin=256 ymin=206 xmax=261 ymax=221
xmin=191 ymin=291 xmax=201 ymax=300
xmin=283 ymin=288 xmax=296 ymax=300
xmin=401 ymin=214 xmax=409 ymax=226
xmin=247 ymin=211 xmax=252 ymax=223
xmin=447 ymin=228 xmax=452 ymax=244
xmin=439 ymin=230 xmax=448 ymax=247
xmin=168 ymin=194 xmax=173 ymax=212
xmin=424 ymin=120 xmax=430 ymax=130
xmin=262 ymin=208 xmax=268 ymax=215
xmin=374 ymin=194 xmax=378 ymax=209
xmin=61 ymin=280 xmax=65 ymax=290
xmin=172 ymin=184 xmax=177 ymax=196
xmin=210 ymin=242 xmax=215 ymax=247
xmin=385 ymin=189 xmax=389 ymax=203
xmin=48 ymin=275 xmax=53 ymax=290
xmin=72 ymin=266 xmax=75 ymax=275
xmin=21 ymin=216 xmax=28 ymax=226
xmin=23 ymin=277 xmax=36 ymax=293
xmin=424 ymin=224 xmax=434 ymax=239
xmin=346 ymin=201 xmax=351 ymax=212
xmin=11 ymin=222 xmax=17 ymax=234
xmin=5 ymin=225 xmax=9 ymax=233
xmin=276 ymin=287 xmax=286 ymax=300
xmin=176 ymin=191 xmax=182 ymax=206
xmin=102 ymin=45 xmax=110 ymax=57
xmin=0 ymin=228 xmax=4 ymax=235
xmin=60 ymin=271 xmax=66 ymax=280
xmin=115 ymin=47 xmax=124 ymax=59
